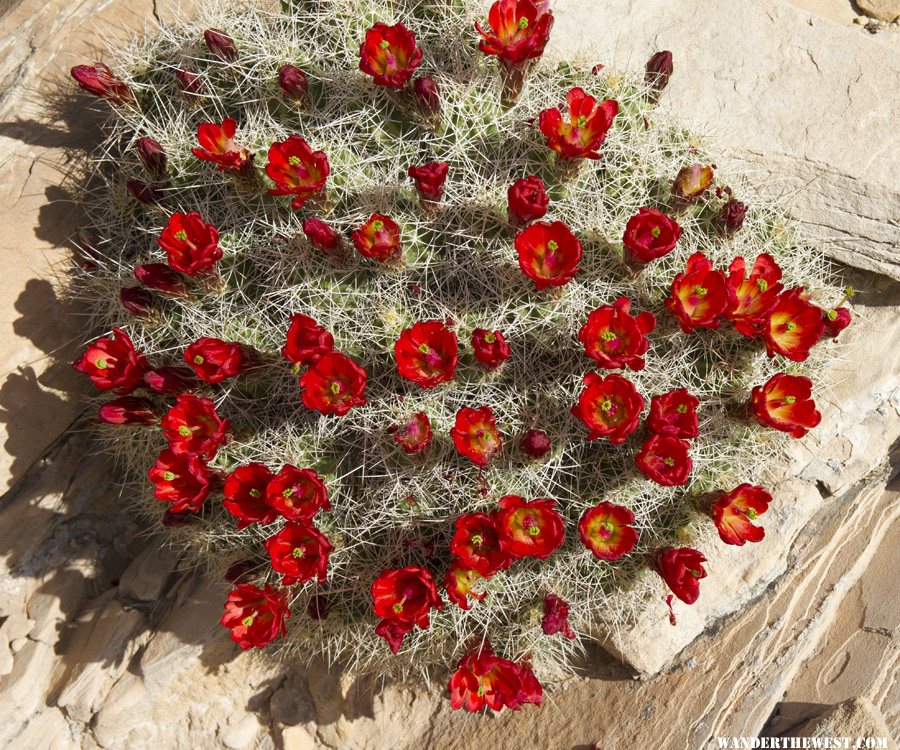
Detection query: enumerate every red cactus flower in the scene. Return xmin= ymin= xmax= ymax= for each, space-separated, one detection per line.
xmin=223 ymin=463 xmax=277 ymax=528
xmin=451 ymin=406 xmax=503 ymax=466
xmin=444 ymin=563 xmax=488 ymax=610
xmin=184 ymin=337 xmax=245 ymax=384
xmin=192 ymin=118 xmax=251 ymax=172
xmin=73 ymin=327 xmax=149 ymax=394
xmin=571 ymin=372 xmax=644 ymax=444
xmin=371 ymin=566 xmax=443 ymax=653
xmin=448 ymin=642 xmax=542 ymax=712
xmin=351 ymin=213 xmax=402 ymax=263
xmin=265 ymin=135 xmax=330 ymax=209
xmin=507 ymin=175 xmax=549 ymax=226
xmin=475 ymin=0 xmax=554 ymax=67
xmin=136 ymin=137 xmax=168 ymax=178
xmin=266 ymin=465 xmax=331 ymax=523
xmin=664 ymin=252 xmax=730 ymax=333
xmin=282 ymin=314 xmax=334 ymax=366
xmin=302 ymin=218 xmax=343 ymax=260
xmin=514 ymin=220 xmax=582 ymax=290
xmin=541 ymin=593 xmax=575 ymax=639
xmin=160 ymin=393 xmax=230 ymax=459
xmin=579 ymin=297 xmax=656 ymax=371
xmin=175 ymin=68 xmax=203 ymax=94
xmin=471 ymin=328 xmax=511 ymax=369
xmin=70 ymin=63 xmax=133 ymax=105
xmin=148 ymin=449 xmax=212 ymax=513
xmin=157 ymin=212 xmax=222 ymax=277
xmin=394 ymin=320 xmax=459 ymax=388
xmin=645 ymin=50 xmax=674 ymax=93
xmin=538 ymin=87 xmax=618 ymax=160
xmin=711 ymin=484 xmax=771 ymax=546
xmin=751 ymin=373 xmax=820 ymax=438
xmin=450 ymin=512 xmax=510 ymax=576
xmin=656 ymin=547 xmax=707 ymax=605
xmin=496 ymin=495 xmax=564 ymax=560
xmin=358 ymin=22 xmax=423 ymax=88
xmin=413 ymin=76 xmax=441 ymax=121
xmin=277 ymin=64 xmax=309 ymax=103
xmin=762 ymin=288 xmax=825 ymax=361
xmin=143 ymin=365 xmax=197 ymax=394
xmin=823 ymin=306 xmax=852 ymax=338
xmin=635 ymin=434 xmax=692 ymax=486
xmin=204 ymin=28 xmax=238 ymax=62
xmin=408 ymin=161 xmax=449 ymax=205
xmin=647 ymin=388 xmax=700 ymax=439
xmin=221 ymin=583 xmax=290 ymax=650
xmin=725 ymin=254 xmax=785 ymax=337
xmin=393 ymin=411 xmax=434 ymax=454
xmin=97 ymin=396 xmax=159 ymax=425
xmin=719 ymin=197 xmax=747 ymax=235
xmin=578 ymin=502 xmax=638 ymax=561
xmin=134 ymin=264 xmax=188 ymax=296
xmin=622 ymin=207 xmax=682 ymax=266
xmin=120 ymin=287 xmax=155 ymax=318
xmin=298 ymin=351 xmax=367 ymax=416
xmin=520 ymin=428 xmax=551 ymax=459
xmin=672 ymin=163 xmax=714 ymax=202
xmin=265 ymin=522 xmax=334 ymax=586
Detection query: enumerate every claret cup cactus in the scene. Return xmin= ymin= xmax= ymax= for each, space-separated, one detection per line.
xmin=69 ymin=0 xmax=849 ymax=711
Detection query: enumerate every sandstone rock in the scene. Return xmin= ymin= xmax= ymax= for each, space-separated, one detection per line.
xmin=858 ymin=0 xmax=900 ymax=22
xmin=794 ymin=698 xmax=893 ymax=740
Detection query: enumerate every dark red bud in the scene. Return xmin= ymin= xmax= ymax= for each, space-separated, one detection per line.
xmin=119 ymin=286 xmax=156 ymax=318
xmin=646 ymin=50 xmax=674 ymax=93
xmin=137 ymin=137 xmax=168 ymax=178
xmin=520 ymin=428 xmax=551 ymax=459
xmin=277 ymin=64 xmax=309 ymax=103
xmin=224 ymin=560 xmax=256 ymax=582
xmin=134 ymin=263 xmax=189 ymax=296
xmin=204 ymin=28 xmax=238 ymax=62
xmin=126 ymin=179 xmax=162 ymax=205
xmin=70 ymin=63 xmax=133 ymax=106
xmin=98 ymin=396 xmax=159 ymax=425
xmin=719 ymin=198 xmax=747 ymax=235
xmin=143 ymin=365 xmax=198 ymax=394
xmin=307 ymin=594 xmax=330 ymax=620
xmin=175 ymin=68 xmax=203 ymax=94
xmin=413 ymin=76 xmax=440 ymax=120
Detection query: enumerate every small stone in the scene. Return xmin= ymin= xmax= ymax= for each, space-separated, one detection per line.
xmin=856 ymin=0 xmax=900 ymax=23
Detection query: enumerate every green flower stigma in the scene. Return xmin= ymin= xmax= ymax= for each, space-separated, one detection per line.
xmin=379 ymin=40 xmax=390 ymax=50
xmin=547 ymin=240 xmax=558 ymax=251
xmin=676 ymin=404 xmax=688 ymax=414
xmin=178 ymin=425 xmax=191 ymax=437
xmin=292 ymin=547 xmax=304 ymax=558
xmin=249 ymin=488 xmax=261 ymax=498
xmin=288 ymin=155 xmax=301 ymax=166
xmin=651 ymin=226 xmax=661 ymax=238
xmin=175 ymin=230 xmax=188 ymax=241
xmin=163 ymin=471 xmax=175 ymax=481
xmin=756 ymin=278 xmax=768 ymax=292
xmin=330 ymin=382 xmax=341 ymax=394
xmin=418 ymin=343 xmax=430 ymax=354
xmin=372 ymin=220 xmax=384 ymax=232
xmin=746 ymin=508 xmax=758 ymax=520
xmin=786 ymin=322 xmax=797 ymax=331
xmin=576 ymin=115 xmax=587 ymax=128
xmin=193 ymin=355 xmax=205 ymax=364
xmin=242 ymin=614 xmax=255 ymax=627
xmin=601 ymin=331 xmax=616 ymax=342
xmin=517 ymin=16 xmax=529 ymax=29
xmin=784 ymin=395 xmax=796 ymax=405
xmin=693 ymin=286 xmax=707 ymax=296
xmin=95 ymin=358 xmax=108 ymax=369
xmin=470 ymin=534 xmax=483 ymax=545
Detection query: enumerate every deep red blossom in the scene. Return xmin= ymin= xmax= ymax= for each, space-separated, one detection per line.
xmin=358 ymin=22 xmax=423 ymax=88
xmin=265 ymin=523 xmax=333 ymax=586
xmin=750 ymin=373 xmax=821 ymax=438
xmin=282 ymin=314 xmax=334 ymax=366
xmin=541 ymin=593 xmax=575 ymax=639
xmin=408 ymin=161 xmax=448 ymax=205
xmin=579 ymin=297 xmax=656 ymax=371
xmin=719 ymin=197 xmax=747 ymax=235
xmin=538 ymin=87 xmax=618 ymax=160
xmin=763 ymin=288 xmax=825 ymax=361
xmin=645 ymin=50 xmax=674 ymax=93
xmin=520 ymin=428 xmax=551 ymax=459
xmin=514 ymin=220 xmax=582 ymax=290
xmin=451 ymin=512 xmax=510 ymax=576
xmin=475 ymin=0 xmax=554 ymax=67
xmin=277 ymin=64 xmax=309 ymax=103
xmin=70 ymin=63 xmax=132 ymax=105
xmin=157 ymin=212 xmax=222 ymax=277
xmin=351 ymin=213 xmax=402 ymax=263
xmin=444 ymin=563 xmax=488 ymax=610
xmin=184 ymin=337 xmax=245 ymax=384
xmin=622 ymin=207 xmax=682 ymax=266
xmin=726 ymin=254 xmax=785 ymax=337
xmin=451 ymin=406 xmax=503 ymax=466
xmin=394 ymin=320 xmax=459 ymax=388
xmin=160 ymin=393 xmax=230 ymax=458
xmin=266 ymin=465 xmax=331 ymax=522
xmin=393 ymin=411 xmax=433 ymax=454
xmin=471 ymin=328 xmax=511 ymax=369
xmin=578 ymin=502 xmax=638 ymax=561
xmin=119 ymin=287 xmax=155 ymax=318
xmin=223 ymin=463 xmax=277 ymax=528
xmin=136 ymin=137 xmax=168 ymax=178
xmin=266 ymin=135 xmax=330 ymax=209
xmin=148 ymin=449 xmax=212 ymax=513
xmin=656 ymin=547 xmax=707 ymax=605
xmin=449 ymin=642 xmax=542 ymax=712
xmin=647 ymin=388 xmax=700 ymax=439
xmin=672 ymin=164 xmax=714 ymax=202
xmin=204 ymin=28 xmax=238 ymax=62
xmin=823 ymin=306 xmax=852 ymax=338
xmin=221 ymin=583 xmax=290 ymax=650
xmin=635 ymin=434 xmax=692 ymax=486
xmin=73 ymin=327 xmax=149 ymax=394
xmin=175 ymin=68 xmax=203 ymax=94
xmin=507 ymin=175 xmax=549 ymax=226
xmin=664 ymin=252 xmax=730 ymax=333
xmin=298 ymin=351 xmax=367 ymax=416
xmin=302 ymin=218 xmax=343 ymax=260
xmin=143 ymin=365 xmax=197 ymax=394
xmin=711 ymin=484 xmax=771 ymax=546
xmin=496 ymin=495 xmax=564 ymax=560
xmin=571 ymin=372 xmax=643 ymax=444
xmin=97 ymin=396 xmax=159 ymax=425
xmin=192 ymin=118 xmax=251 ymax=172
xmin=371 ymin=566 xmax=443 ymax=653
xmin=134 ymin=263 xmax=188 ymax=296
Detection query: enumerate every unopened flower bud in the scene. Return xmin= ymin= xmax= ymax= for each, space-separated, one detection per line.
xmin=98 ymin=396 xmax=159 ymax=425
xmin=204 ymin=28 xmax=238 ymax=62
xmin=175 ymin=68 xmax=203 ymax=95
xmin=137 ymin=137 xmax=168 ymax=178
xmin=278 ymin=64 xmax=309 ymax=103
xmin=718 ymin=197 xmax=747 ymax=235
xmin=119 ymin=286 xmax=156 ymax=318
xmin=70 ymin=63 xmax=133 ymax=106
xmin=126 ymin=179 xmax=162 ymax=205
xmin=520 ymin=428 xmax=551 ymax=459
xmin=413 ymin=76 xmax=440 ymax=122
xmin=143 ymin=365 xmax=198 ymax=394
xmin=645 ymin=50 xmax=673 ymax=93
xmin=134 ymin=263 xmax=189 ymax=296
